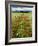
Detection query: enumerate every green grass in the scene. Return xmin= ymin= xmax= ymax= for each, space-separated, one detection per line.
xmin=11 ymin=12 xmax=32 ymax=38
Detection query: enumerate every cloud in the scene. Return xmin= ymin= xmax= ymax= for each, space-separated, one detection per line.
xmin=11 ymin=7 xmax=32 ymax=12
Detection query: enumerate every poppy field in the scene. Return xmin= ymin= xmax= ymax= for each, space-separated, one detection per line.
xmin=11 ymin=12 xmax=32 ymax=38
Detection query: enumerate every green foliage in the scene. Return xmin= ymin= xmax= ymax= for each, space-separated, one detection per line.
xmin=11 ymin=12 xmax=32 ymax=38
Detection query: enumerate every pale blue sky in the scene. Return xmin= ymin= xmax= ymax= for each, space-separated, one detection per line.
xmin=11 ymin=7 xmax=32 ymax=12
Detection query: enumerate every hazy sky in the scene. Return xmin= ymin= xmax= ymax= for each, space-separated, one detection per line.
xmin=11 ymin=7 xmax=32 ymax=12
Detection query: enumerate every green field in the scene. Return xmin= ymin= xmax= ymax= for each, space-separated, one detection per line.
xmin=11 ymin=12 xmax=32 ymax=38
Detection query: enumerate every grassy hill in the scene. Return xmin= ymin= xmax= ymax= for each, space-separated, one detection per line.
xmin=11 ymin=12 xmax=32 ymax=38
